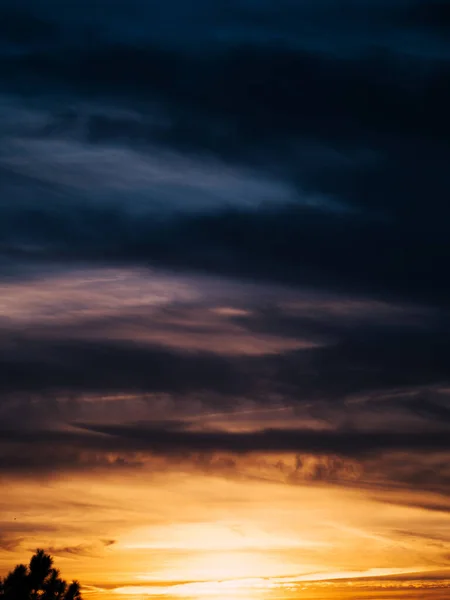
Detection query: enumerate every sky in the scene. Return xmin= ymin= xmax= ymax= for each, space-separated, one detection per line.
xmin=1 ymin=0 xmax=450 ymax=598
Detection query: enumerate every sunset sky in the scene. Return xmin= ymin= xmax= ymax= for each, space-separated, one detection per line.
xmin=1 ymin=1 xmax=450 ymax=599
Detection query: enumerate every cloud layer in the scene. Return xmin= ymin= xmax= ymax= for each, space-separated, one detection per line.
xmin=1 ymin=1 xmax=450 ymax=596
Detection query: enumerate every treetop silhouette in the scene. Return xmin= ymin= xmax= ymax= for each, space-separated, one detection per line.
xmin=0 ymin=549 xmax=82 ymax=600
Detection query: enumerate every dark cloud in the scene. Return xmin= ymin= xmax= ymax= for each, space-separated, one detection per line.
xmin=0 ymin=193 xmax=449 ymax=306
xmin=0 ymin=0 xmax=449 ymax=310
xmin=0 ymin=302 xmax=449 ymax=406
xmin=0 ymin=9 xmax=58 ymax=44
xmin=66 ymin=423 xmax=450 ymax=457
xmin=402 ymin=1 xmax=450 ymax=33
xmin=0 ymin=0 xmax=449 ymax=508
xmin=0 ymin=291 xmax=449 ymax=431
xmin=3 ymin=421 xmax=450 ymax=500
xmin=1 ymin=419 xmax=450 ymax=466
xmin=0 ymin=335 xmax=250 ymax=397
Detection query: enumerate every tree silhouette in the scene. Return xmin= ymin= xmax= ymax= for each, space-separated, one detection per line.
xmin=0 ymin=550 xmax=82 ymax=600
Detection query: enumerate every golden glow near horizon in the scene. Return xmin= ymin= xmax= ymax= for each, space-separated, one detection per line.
xmin=2 ymin=469 xmax=450 ymax=599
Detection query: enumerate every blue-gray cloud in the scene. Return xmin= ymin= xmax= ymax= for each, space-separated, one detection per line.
xmin=1 ymin=0 xmax=450 ymax=505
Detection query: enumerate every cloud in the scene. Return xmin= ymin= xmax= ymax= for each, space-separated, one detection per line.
xmin=0 ymin=304 xmax=448 ymax=404
xmin=65 ymin=424 xmax=450 ymax=457
xmin=0 ymin=522 xmax=65 ymax=553
xmin=0 ymin=335 xmax=252 ymax=397
xmin=45 ymin=540 xmax=116 ymax=558
xmin=0 ymin=0 xmax=449 ymax=536
xmin=402 ymin=1 xmax=450 ymax=33
xmin=0 ymin=8 xmax=58 ymax=44
xmin=2 ymin=3 xmax=450 ymax=591
xmin=0 ymin=196 xmax=447 ymax=307
xmin=0 ymin=267 xmax=449 ymax=443
xmin=0 ymin=1 xmax=448 ymax=309
xmin=0 ymin=421 xmax=449 ymax=487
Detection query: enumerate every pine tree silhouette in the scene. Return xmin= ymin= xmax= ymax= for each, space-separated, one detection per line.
xmin=0 ymin=550 xmax=82 ymax=600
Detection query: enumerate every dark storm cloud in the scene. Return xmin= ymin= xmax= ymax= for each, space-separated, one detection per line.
xmin=1 ymin=191 xmax=449 ymax=306
xmin=2 ymin=302 xmax=450 ymax=494
xmin=0 ymin=335 xmax=250 ymax=397
xmin=3 ymin=421 xmax=450 ymax=500
xmin=0 ymin=9 xmax=59 ymax=44
xmin=68 ymin=423 xmax=450 ymax=457
xmin=0 ymin=302 xmax=449 ymax=405
xmin=0 ymin=0 xmax=448 ymax=309
xmin=402 ymin=0 xmax=450 ymax=33
xmin=0 ymin=0 xmax=450 ymax=505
